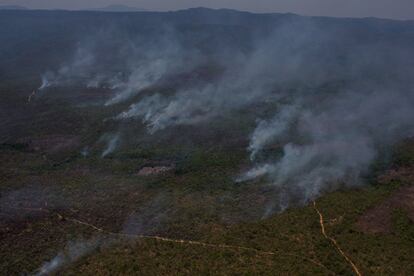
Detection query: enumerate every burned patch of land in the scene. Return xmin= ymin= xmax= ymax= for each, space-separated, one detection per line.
xmin=357 ymin=182 xmax=414 ymax=234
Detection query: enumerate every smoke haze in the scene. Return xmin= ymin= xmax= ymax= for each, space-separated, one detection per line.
xmin=37 ymin=11 xmax=414 ymax=211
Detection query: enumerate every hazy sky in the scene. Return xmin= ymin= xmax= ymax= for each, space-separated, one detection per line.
xmin=1 ymin=0 xmax=414 ymax=20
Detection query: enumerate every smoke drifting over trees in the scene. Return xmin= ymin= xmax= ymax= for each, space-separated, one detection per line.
xmin=34 ymin=9 xmax=414 ymax=210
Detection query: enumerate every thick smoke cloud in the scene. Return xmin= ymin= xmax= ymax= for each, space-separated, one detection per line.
xmin=114 ymin=21 xmax=360 ymax=132
xmin=40 ymin=19 xmax=414 ymax=211
xmin=248 ymin=104 xmax=300 ymax=160
xmin=243 ymin=88 xmax=414 ymax=210
xmin=105 ymin=34 xmax=203 ymax=106
xmin=40 ymin=27 xmax=205 ymax=105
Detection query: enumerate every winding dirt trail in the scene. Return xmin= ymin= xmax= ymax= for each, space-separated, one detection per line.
xmin=68 ymin=215 xmax=333 ymax=273
xmin=3 ymin=206 xmax=332 ymax=273
xmin=313 ymin=201 xmax=362 ymax=276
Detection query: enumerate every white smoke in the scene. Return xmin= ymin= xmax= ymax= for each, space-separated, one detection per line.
xmin=39 ymin=44 xmax=97 ymax=89
xmin=39 ymin=27 xmax=204 ymax=107
xmin=111 ymin=20 xmax=414 ymax=210
xmin=248 ymin=104 xmax=300 ymax=160
xmin=104 ymin=44 xmax=201 ymax=106
xmin=101 ymin=133 xmax=120 ymax=158
xmin=37 ymin=17 xmax=414 ymax=211
xmin=38 ymin=75 xmax=51 ymax=90
xmin=241 ymin=88 xmax=414 ymax=209
xmin=117 ymin=86 xmax=222 ymax=133
xmin=81 ymin=146 xmax=89 ymax=157
xmin=236 ymin=163 xmax=276 ymax=182
xmin=112 ymin=22 xmax=339 ymax=133
xmin=34 ymin=239 xmax=100 ymax=276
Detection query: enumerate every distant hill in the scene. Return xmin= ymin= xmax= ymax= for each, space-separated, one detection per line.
xmin=0 ymin=6 xmax=414 ymax=82
xmin=90 ymin=4 xmax=146 ymax=12
xmin=0 ymin=5 xmax=28 ymax=10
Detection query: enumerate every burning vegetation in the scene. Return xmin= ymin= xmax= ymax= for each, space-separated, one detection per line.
xmin=1 ymin=7 xmax=414 ymax=275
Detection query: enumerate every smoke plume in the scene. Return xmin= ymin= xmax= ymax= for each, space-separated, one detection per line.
xmin=100 ymin=132 xmax=121 ymax=158
xmin=38 ymin=17 xmax=414 ymax=211
xmin=34 ymin=239 xmax=101 ymax=276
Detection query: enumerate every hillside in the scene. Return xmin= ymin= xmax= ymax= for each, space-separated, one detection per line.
xmin=89 ymin=4 xmax=147 ymax=12
xmin=0 ymin=8 xmax=413 ymax=275
xmin=0 ymin=5 xmax=28 ymax=10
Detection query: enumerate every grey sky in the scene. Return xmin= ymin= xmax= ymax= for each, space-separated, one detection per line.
xmin=1 ymin=0 xmax=414 ymax=20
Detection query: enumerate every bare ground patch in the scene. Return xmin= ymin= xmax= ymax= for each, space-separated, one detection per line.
xmin=137 ymin=164 xmax=175 ymax=176
xmin=357 ymin=166 xmax=414 ymax=234
xmin=18 ymin=135 xmax=81 ymax=154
